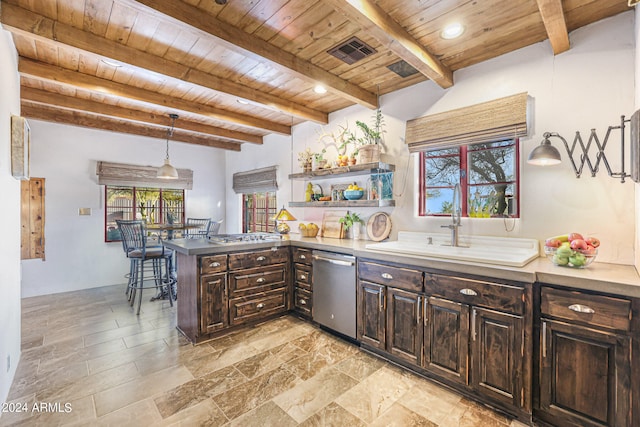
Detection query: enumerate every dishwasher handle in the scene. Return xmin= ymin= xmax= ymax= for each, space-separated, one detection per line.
xmin=312 ymin=254 xmax=355 ymax=267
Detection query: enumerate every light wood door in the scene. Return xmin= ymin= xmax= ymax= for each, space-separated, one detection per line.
xmin=20 ymin=178 xmax=45 ymax=260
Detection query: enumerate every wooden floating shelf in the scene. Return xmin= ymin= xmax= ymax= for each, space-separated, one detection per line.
xmin=288 ymin=162 xmax=395 ymax=180
xmin=289 ymin=199 xmax=395 ymax=208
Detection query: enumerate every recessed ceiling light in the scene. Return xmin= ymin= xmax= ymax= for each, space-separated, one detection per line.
xmin=314 ymin=84 xmax=327 ymax=94
xmin=441 ymin=23 xmax=464 ymax=39
xmin=100 ymin=59 xmax=122 ymax=67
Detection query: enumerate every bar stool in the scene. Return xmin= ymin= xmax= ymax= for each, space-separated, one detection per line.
xmin=185 ymin=217 xmax=211 ymax=238
xmin=116 ymin=220 xmax=175 ymax=315
xmin=206 ymin=219 xmax=223 ymax=236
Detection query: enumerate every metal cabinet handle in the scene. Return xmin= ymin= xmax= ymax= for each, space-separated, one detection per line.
xmin=256 ymin=303 xmax=265 ymax=309
xmin=381 ymin=272 xmax=393 ymax=279
xmin=299 ymin=254 xmax=306 ymax=260
xmin=471 ymin=309 xmax=477 ymax=341
xmin=568 ymin=304 xmax=595 ymax=314
xmin=423 ymin=298 xmax=428 ymax=326
xmin=256 ymin=277 xmax=265 ymax=283
xmin=256 ymin=256 xmax=266 ymax=261
xmin=460 ymin=288 xmax=478 ymax=296
xmin=299 ymin=299 xmax=307 ymax=305
xmin=209 ymin=262 xmax=220 ymax=268
xmin=542 ymin=321 xmax=547 ymax=358
xmin=299 ymin=274 xmax=307 ymax=280
xmin=416 ymin=296 xmax=421 ymax=325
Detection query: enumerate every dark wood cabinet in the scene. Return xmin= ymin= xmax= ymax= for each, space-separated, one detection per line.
xmin=536 ymin=286 xmax=634 ymax=427
xmin=386 ymin=287 xmax=422 ymax=365
xmin=199 ymin=273 xmax=228 ymax=334
xmin=357 ymin=281 xmax=386 ymax=350
xmin=423 ymin=296 xmax=469 ymax=385
xmin=292 ymin=248 xmax=313 ymax=318
xmin=471 ymin=307 xmax=523 ymax=407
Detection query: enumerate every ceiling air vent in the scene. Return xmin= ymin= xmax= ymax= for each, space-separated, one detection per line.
xmin=328 ymin=37 xmax=377 ymax=65
xmin=387 ymin=60 xmax=419 ymax=78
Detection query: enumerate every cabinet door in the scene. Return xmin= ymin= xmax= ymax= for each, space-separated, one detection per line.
xmin=423 ymin=297 xmax=469 ymax=386
xmin=539 ymin=319 xmax=631 ymax=427
xmin=199 ymin=273 xmax=228 ymax=335
xmin=471 ymin=308 xmax=523 ymax=408
xmin=357 ymin=281 xmax=386 ymax=350
xmin=386 ymin=288 xmax=422 ymax=365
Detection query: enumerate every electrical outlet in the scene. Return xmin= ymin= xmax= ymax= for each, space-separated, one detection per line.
xmin=6 ymin=354 xmax=10 ymax=372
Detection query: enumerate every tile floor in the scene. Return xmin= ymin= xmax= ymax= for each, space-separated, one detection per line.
xmin=1 ymin=285 xmax=531 ymax=426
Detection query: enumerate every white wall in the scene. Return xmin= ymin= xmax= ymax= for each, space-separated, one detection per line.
xmin=0 ymin=27 xmax=22 ymax=406
xmin=227 ymin=11 xmax=636 ymax=265
xmin=21 ymin=122 xmax=227 ymax=297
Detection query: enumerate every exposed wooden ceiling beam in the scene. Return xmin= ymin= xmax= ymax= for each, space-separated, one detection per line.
xmin=21 ymin=102 xmax=242 ymax=151
xmin=0 ymin=2 xmax=327 ymax=125
xmin=129 ymin=0 xmax=379 ymax=109
xmin=21 ymin=86 xmax=263 ymax=144
xmin=535 ymin=0 xmax=570 ymax=54
xmin=326 ymin=0 xmax=453 ymax=89
xmin=18 ymin=58 xmax=291 ymax=135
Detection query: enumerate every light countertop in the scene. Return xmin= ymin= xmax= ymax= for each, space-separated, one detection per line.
xmin=164 ymin=235 xmax=640 ymax=298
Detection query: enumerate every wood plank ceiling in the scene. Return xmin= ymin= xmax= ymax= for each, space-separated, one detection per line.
xmin=0 ymin=0 xmax=631 ymax=151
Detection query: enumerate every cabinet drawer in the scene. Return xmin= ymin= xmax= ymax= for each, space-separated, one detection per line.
xmin=229 ymin=265 xmax=286 ymax=297
xmin=425 ymin=273 xmax=524 ymax=315
xmin=228 ymin=246 xmax=289 ymax=270
xmin=359 ymin=261 xmax=423 ymax=292
xmin=229 ymin=288 xmax=288 ymax=326
xmin=200 ymin=254 xmax=227 ymax=275
xmin=294 ymin=287 xmax=312 ymax=316
xmin=541 ymin=287 xmax=631 ymax=331
xmin=292 ymin=247 xmax=312 ymax=265
xmin=294 ymin=264 xmax=311 ymax=287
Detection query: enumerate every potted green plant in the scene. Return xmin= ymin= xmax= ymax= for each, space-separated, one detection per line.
xmin=312 ymin=148 xmax=327 ymax=170
xmin=355 ymin=108 xmax=385 ymax=163
xmin=339 ymin=211 xmax=363 ymax=239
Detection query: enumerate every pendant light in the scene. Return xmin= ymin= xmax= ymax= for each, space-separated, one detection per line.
xmin=157 ymin=113 xmax=179 ymax=179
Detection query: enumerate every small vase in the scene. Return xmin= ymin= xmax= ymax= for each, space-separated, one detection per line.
xmin=351 ymin=225 xmax=361 ymax=240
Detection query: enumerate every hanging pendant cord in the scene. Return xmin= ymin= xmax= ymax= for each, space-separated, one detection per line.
xmin=166 ymin=114 xmax=178 ymax=159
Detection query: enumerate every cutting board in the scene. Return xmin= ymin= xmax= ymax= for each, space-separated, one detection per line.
xmin=321 ymin=210 xmax=346 ymax=238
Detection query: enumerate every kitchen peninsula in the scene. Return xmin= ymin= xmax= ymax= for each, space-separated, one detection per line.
xmin=165 ymin=235 xmax=640 ymax=427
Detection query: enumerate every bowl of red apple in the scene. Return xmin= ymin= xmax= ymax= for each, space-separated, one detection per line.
xmin=544 ymin=232 xmax=599 ymax=268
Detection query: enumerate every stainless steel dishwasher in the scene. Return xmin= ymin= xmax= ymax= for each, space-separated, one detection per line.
xmin=312 ymin=250 xmax=356 ymax=339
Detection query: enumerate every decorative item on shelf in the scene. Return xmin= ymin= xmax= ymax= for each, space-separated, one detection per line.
xmin=157 ymin=113 xmax=179 ymax=179
xmin=343 ymin=183 xmax=364 ymax=200
xmin=273 ymin=206 xmax=297 ymax=234
xmin=356 ymin=108 xmax=385 ymax=164
xmin=305 ymin=183 xmax=313 ymax=202
xmin=339 ymin=211 xmax=363 ymax=240
xmin=527 ymin=111 xmax=640 ymax=183
xmin=310 ymin=184 xmax=324 ymax=201
xmin=298 ymin=148 xmax=314 ymax=173
xmin=313 ymin=149 xmax=328 ymax=170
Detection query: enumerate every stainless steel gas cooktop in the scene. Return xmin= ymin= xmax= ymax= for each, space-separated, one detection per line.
xmin=207 ymin=233 xmax=283 ymax=245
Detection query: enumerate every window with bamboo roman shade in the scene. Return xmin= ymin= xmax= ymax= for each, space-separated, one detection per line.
xmin=405 ymin=92 xmax=530 ymax=152
xmin=96 ymin=161 xmax=193 ymax=190
xmin=232 ymin=165 xmax=278 ymax=194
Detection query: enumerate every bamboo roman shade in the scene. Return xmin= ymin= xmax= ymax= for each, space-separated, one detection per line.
xmin=405 ymin=92 xmax=530 ymax=152
xmin=232 ymin=165 xmax=278 ymax=194
xmin=96 ymin=161 xmax=193 ymax=190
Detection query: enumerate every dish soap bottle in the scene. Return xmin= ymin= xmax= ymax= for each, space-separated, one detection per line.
xmin=305 ymin=182 xmax=313 ymax=202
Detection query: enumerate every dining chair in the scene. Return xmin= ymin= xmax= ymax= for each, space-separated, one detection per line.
xmin=185 ymin=217 xmax=211 ymax=239
xmin=116 ymin=220 xmax=175 ymax=315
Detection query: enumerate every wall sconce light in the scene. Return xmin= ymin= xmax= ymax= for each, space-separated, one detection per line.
xmin=527 ymin=114 xmax=640 ymax=183
xmin=273 ymin=206 xmax=297 ymax=234
xmin=157 ymin=113 xmax=179 ymax=179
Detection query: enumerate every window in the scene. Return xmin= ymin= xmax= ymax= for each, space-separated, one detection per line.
xmin=420 ymin=139 xmax=519 ymax=218
xmin=242 ymin=191 xmax=276 ymax=233
xmin=105 ymin=186 xmax=185 ymax=242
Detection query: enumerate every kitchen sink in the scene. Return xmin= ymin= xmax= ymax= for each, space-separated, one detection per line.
xmin=365 ymin=232 xmax=539 ymax=267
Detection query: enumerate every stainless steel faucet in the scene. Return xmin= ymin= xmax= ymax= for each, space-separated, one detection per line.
xmin=441 ymin=183 xmax=462 ymax=246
